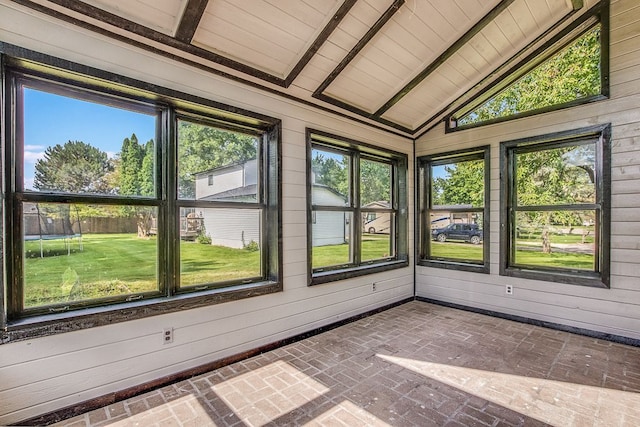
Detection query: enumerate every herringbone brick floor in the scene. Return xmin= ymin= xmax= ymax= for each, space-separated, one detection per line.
xmin=57 ymin=301 xmax=640 ymax=426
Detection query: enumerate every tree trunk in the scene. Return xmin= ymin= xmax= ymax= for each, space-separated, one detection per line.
xmin=542 ymin=228 xmax=551 ymax=254
xmin=136 ymin=209 xmax=153 ymax=237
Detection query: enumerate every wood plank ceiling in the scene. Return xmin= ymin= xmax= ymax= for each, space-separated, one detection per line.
xmin=9 ymin=0 xmax=588 ymax=136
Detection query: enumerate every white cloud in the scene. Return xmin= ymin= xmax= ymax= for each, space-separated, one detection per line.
xmin=23 ymin=149 xmax=45 ymax=163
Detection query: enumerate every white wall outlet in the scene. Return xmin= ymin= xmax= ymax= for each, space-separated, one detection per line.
xmin=163 ymin=327 xmax=174 ymax=344
xmin=506 ymin=285 xmax=513 ymax=295
xmin=372 ymin=282 xmax=377 ymax=292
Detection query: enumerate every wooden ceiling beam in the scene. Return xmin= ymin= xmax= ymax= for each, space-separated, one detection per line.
xmin=373 ymin=0 xmax=517 ymax=117
xmin=175 ymin=0 xmax=209 ymax=43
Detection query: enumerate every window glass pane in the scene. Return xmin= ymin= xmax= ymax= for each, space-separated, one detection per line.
xmin=457 ymin=25 xmax=601 ymax=127
xmin=23 ymin=202 xmax=158 ymax=308
xmin=360 ymin=159 xmax=391 ymax=206
xmin=514 ymin=210 xmax=596 ymax=271
xmin=516 ymin=143 xmax=596 ymax=206
xmin=177 ymin=120 xmax=259 ymax=200
xmin=311 ymin=148 xmax=349 ymax=206
xmin=432 ymin=159 xmax=484 ymax=209
xmin=312 ymin=211 xmax=352 ymax=269
xmin=23 ymin=87 xmax=156 ymax=197
xmin=429 ymin=212 xmax=484 ymax=262
xmin=179 ymin=207 xmax=262 ymax=287
xmin=362 ymin=212 xmax=394 ymax=262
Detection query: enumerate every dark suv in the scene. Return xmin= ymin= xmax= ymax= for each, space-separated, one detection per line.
xmin=431 ymin=223 xmax=482 ymax=244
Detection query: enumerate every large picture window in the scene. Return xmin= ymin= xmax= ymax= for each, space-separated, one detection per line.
xmin=500 ymin=124 xmax=610 ymax=287
xmin=418 ymin=147 xmax=490 ymax=273
xmin=307 ymin=130 xmax=408 ymax=285
xmin=3 ymin=54 xmax=281 ymax=333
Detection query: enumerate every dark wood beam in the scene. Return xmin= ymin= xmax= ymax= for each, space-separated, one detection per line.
xmin=413 ymin=0 xmax=588 ymax=138
xmin=313 ymin=0 xmax=405 ymax=97
xmin=174 ymin=0 xmax=209 ymax=43
xmin=284 ymin=0 xmax=358 ymax=87
xmin=373 ymin=0 xmax=517 ymax=117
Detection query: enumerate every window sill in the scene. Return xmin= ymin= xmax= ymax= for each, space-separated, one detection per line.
xmin=310 ymin=259 xmax=409 ymax=286
xmin=418 ymin=259 xmax=489 ymax=274
xmin=1 ymin=280 xmax=282 ymax=344
xmin=501 ymin=266 xmax=609 ymax=288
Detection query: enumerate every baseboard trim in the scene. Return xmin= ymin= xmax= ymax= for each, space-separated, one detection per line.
xmin=416 ymin=296 xmax=640 ymax=348
xmin=18 ymin=297 xmax=414 ymax=426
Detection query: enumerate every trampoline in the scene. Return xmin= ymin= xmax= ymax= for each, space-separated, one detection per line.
xmin=24 ymin=204 xmax=83 ymax=258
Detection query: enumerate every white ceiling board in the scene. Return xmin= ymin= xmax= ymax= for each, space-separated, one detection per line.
xmin=192 ymin=0 xmax=341 ymax=78
xmin=381 ymin=0 xmax=575 ymax=129
xmin=81 ymin=0 xmax=186 ymax=35
xmin=322 ymin=0 xmax=501 ymax=114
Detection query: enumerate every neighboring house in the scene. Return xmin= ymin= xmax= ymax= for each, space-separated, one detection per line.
xmin=196 ymin=160 xmax=347 ymax=248
xmin=194 ymin=159 xmax=260 ymax=249
xmin=311 ymin=185 xmax=348 ymax=247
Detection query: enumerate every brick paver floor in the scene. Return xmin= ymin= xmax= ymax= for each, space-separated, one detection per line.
xmin=57 ymin=301 xmax=640 ymax=426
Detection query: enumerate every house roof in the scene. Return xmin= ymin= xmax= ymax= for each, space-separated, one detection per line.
xmin=199 ymin=183 xmax=257 ymax=201
xmin=200 ymin=183 xmax=348 ymax=202
xmin=16 ymin=0 xmax=597 ymax=137
xmin=194 ymin=158 xmax=256 ymax=178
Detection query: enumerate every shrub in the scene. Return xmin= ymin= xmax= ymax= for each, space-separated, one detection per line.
xmin=244 ymin=240 xmax=259 ymax=252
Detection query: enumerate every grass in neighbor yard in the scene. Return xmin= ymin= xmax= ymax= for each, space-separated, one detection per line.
xmin=23 ymin=233 xmax=260 ymax=308
xmin=313 ymin=233 xmax=391 ymax=268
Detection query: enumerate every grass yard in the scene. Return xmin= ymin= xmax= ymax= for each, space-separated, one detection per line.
xmin=515 ymin=249 xmax=594 ymax=270
xmin=23 ymin=233 xmax=260 ymax=308
xmin=516 ymin=228 xmax=595 ymax=244
xmin=428 ymin=239 xmax=594 ymax=270
xmin=313 ymin=233 xmax=392 ymax=268
xmin=430 ymin=241 xmax=483 ymax=262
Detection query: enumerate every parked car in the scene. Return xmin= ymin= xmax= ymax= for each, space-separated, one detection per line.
xmin=432 ymin=223 xmax=483 ymax=244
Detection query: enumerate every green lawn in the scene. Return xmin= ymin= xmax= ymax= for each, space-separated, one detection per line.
xmin=429 ymin=239 xmax=594 ymax=270
xmin=23 ymin=233 xmax=260 ymax=308
xmin=516 ymin=229 xmax=595 ymax=244
xmin=313 ymin=233 xmax=391 ymax=269
xmin=515 ymin=249 xmax=594 ymax=270
xmin=430 ymin=241 xmax=483 ymax=261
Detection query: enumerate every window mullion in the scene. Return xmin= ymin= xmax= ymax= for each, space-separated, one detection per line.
xmin=163 ymin=108 xmax=176 ymax=296
xmin=353 ymin=152 xmax=361 ymax=266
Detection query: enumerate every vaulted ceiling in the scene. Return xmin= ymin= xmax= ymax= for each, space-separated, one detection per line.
xmin=10 ymin=0 xmax=592 ymax=136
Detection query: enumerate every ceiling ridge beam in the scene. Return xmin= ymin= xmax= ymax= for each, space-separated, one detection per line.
xmin=373 ymin=0 xmax=517 ymax=117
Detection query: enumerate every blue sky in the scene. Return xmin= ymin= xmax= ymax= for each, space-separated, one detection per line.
xmin=23 ymin=88 xmax=156 ymax=190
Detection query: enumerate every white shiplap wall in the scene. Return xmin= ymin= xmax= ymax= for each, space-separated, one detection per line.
xmin=0 ymin=2 xmax=414 ymax=424
xmin=416 ymin=0 xmax=640 ymax=340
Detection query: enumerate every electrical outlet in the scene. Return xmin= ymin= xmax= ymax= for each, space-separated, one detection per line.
xmin=506 ymin=285 xmax=513 ymax=295
xmin=372 ymin=282 xmax=377 ymax=292
xmin=163 ymin=327 xmax=174 ymax=344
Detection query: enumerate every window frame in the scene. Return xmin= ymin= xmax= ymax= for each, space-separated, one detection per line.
xmin=417 ymin=146 xmax=490 ymax=273
xmin=446 ymin=1 xmax=609 ymax=132
xmin=499 ymin=124 xmax=611 ymax=288
xmin=306 ymin=129 xmax=408 ymax=285
xmin=1 ymin=48 xmax=282 ymax=342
